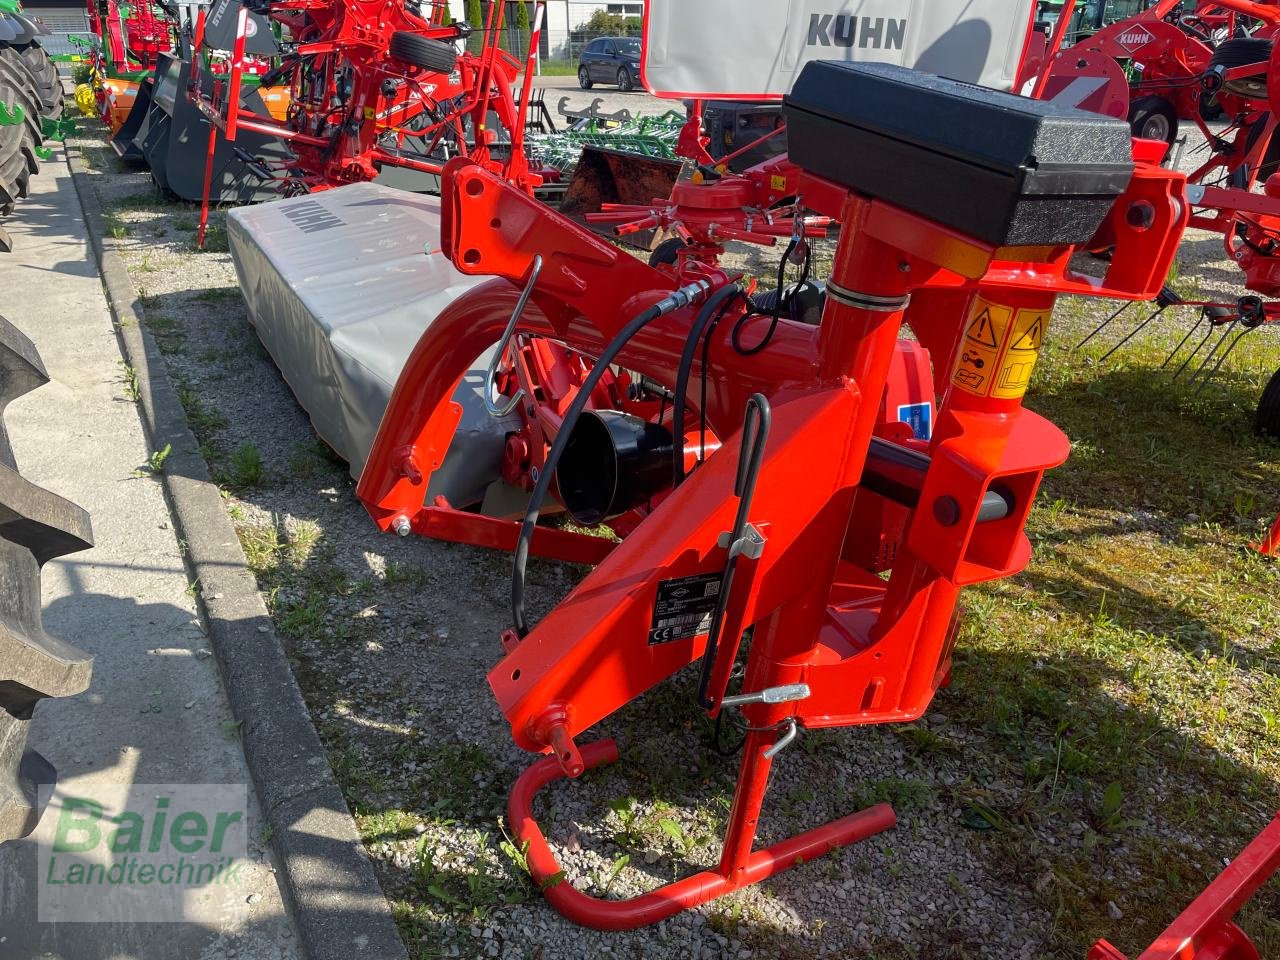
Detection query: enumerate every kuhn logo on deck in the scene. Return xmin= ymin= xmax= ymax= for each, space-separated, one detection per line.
xmin=807 ymin=14 xmax=906 ymax=49
xmin=282 ymin=200 xmax=345 ymax=234
xmin=1116 ymin=25 xmax=1155 ymax=51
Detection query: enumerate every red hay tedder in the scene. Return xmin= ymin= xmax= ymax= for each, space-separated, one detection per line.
xmin=1041 ymin=1 xmax=1280 ymax=402
xmin=188 ymin=0 xmax=542 ymax=202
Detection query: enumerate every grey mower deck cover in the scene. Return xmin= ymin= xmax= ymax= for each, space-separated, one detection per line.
xmin=227 ymin=182 xmax=522 ymax=510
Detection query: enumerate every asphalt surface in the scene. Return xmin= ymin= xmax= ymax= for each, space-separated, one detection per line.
xmin=0 ymin=146 xmax=300 ymax=960
xmin=525 ymin=72 xmax=675 ymax=123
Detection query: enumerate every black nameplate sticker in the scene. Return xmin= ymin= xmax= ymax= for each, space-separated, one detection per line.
xmin=648 ymin=573 xmax=722 ymax=645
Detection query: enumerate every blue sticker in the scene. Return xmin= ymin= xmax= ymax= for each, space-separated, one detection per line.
xmin=896 ymin=402 xmax=933 ymax=441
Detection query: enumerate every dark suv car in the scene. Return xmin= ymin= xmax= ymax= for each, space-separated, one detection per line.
xmin=577 ymin=36 xmax=641 ymax=91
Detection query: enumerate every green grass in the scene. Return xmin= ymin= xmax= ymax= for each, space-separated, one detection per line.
xmin=119 ymin=362 xmax=140 ymax=402
xmin=146 ymin=313 xmax=186 ymax=352
xmin=531 ymin=60 xmax=578 ymax=76
xmin=103 ymin=189 xmax=172 ymax=211
xmin=218 ymin=442 xmax=264 ymax=490
xmin=919 ymin=294 xmax=1280 ymax=957
xmin=197 ymin=224 xmax=229 ymax=253
xmin=175 ymin=380 xmax=229 ymax=442
xmin=192 ymin=287 xmax=243 ymax=304
xmin=103 ymin=211 xmax=128 ymax=240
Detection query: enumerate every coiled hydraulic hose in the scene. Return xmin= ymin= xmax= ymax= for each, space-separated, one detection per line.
xmin=510 ymin=279 xmax=714 ymax=638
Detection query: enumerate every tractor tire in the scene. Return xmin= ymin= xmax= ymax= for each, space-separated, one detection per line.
xmin=1210 ymin=37 xmax=1272 ymax=99
xmin=13 ymin=43 xmax=58 ymax=117
xmin=578 ymin=66 xmax=592 ymax=89
xmin=0 ymin=49 xmax=45 ymax=141
xmin=0 ymin=64 xmax=40 ymax=217
xmin=0 ymin=316 xmax=94 ymax=843
xmin=1128 ymin=96 xmax=1178 ymax=154
xmin=388 ymin=31 xmax=457 ymax=74
xmin=648 ymin=237 xmax=685 ymax=267
xmin=617 ymin=66 xmax=634 ymax=92
xmin=1257 ymin=366 xmax=1280 ymax=437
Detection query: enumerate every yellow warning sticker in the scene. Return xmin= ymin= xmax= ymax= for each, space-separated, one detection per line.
xmin=363 ymin=106 xmax=375 ymax=120
xmin=951 ymin=299 xmax=1011 ymax=396
xmin=770 ymin=174 xmax=787 ymax=192
xmin=991 ymin=309 xmax=1046 ymax=398
xmin=951 ymin=299 xmax=1046 ymax=399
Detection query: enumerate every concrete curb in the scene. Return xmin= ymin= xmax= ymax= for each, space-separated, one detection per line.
xmin=64 ymin=146 xmax=408 ymax=960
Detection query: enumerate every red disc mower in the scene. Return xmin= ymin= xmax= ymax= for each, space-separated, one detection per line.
xmin=348 ymin=56 xmax=1280 ymax=949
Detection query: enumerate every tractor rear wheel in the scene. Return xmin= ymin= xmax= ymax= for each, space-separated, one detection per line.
xmin=1210 ymin=37 xmax=1272 ymax=99
xmin=14 ymin=43 xmax=58 ymax=116
xmin=1128 ymin=96 xmax=1177 ymax=156
xmin=1257 ymin=367 xmax=1280 ymax=437
xmin=388 ymin=31 xmax=457 ymax=74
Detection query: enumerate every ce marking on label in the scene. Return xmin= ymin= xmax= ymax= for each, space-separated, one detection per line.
xmin=650 ymin=627 xmax=680 ymax=643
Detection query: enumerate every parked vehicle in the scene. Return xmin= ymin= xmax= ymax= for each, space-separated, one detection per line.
xmin=577 ymin=35 xmax=640 ymax=91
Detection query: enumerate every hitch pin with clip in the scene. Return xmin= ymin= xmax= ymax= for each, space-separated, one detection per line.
xmin=720 ymin=683 xmax=810 ymax=759
xmin=788 ymin=203 xmax=810 ymax=264
xmin=482 ymin=254 xmax=542 ymax=417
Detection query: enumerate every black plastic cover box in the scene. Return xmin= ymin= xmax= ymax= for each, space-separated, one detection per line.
xmin=782 ymin=62 xmax=1134 ymax=247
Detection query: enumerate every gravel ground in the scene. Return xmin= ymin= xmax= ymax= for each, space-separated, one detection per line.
xmin=66 ymin=101 xmax=1280 ymax=960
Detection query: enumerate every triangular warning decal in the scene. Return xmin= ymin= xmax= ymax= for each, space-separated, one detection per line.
xmin=1013 ymin=320 xmax=1044 ymax=353
xmin=1011 ymin=317 xmax=1044 ymax=351
xmin=966 ymin=310 xmax=999 ymax=348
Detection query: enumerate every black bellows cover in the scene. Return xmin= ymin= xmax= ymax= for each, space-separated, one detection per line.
xmin=783 ymin=62 xmax=1134 ymax=247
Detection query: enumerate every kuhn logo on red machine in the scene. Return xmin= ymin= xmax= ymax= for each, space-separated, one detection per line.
xmin=1116 ymin=25 xmax=1155 ymax=51
xmin=807 ymin=14 xmax=906 ymax=49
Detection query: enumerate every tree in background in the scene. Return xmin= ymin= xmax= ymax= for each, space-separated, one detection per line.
xmin=580 ymin=10 xmax=626 ymax=37
xmin=438 ymin=1 xmax=452 ymax=25
xmin=465 ymin=0 xmax=483 ymax=52
xmin=513 ymin=0 xmax=531 ymax=55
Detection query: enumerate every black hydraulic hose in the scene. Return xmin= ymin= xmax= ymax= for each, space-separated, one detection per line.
xmin=671 ymin=284 xmax=744 ymax=490
xmin=694 ymin=393 xmax=771 ymax=710
xmin=733 ymin=238 xmax=812 ymax=357
xmin=511 ymin=281 xmax=712 ymax=638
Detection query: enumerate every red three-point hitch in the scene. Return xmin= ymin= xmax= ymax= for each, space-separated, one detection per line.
xmin=359 ymin=62 xmax=1191 ymax=931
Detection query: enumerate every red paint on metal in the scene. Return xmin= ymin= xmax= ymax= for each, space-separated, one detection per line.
xmin=508 ymin=738 xmax=896 ymax=929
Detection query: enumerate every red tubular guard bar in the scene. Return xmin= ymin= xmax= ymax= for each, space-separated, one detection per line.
xmin=509 ymin=738 xmax=897 ymax=930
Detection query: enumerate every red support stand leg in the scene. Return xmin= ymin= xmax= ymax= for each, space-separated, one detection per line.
xmin=507 ymin=737 xmax=897 ymax=931
xmin=196 ymin=80 xmax=221 ymax=252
